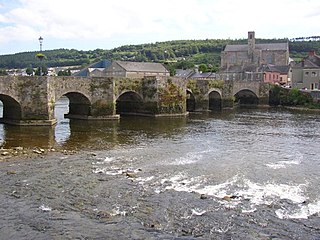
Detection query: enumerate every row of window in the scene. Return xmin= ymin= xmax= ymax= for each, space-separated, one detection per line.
xmin=305 ymin=71 xmax=318 ymax=77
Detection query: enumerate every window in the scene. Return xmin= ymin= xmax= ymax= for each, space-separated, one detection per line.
xmin=305 ymin=71 xmax=309 ymax=76
xmin=267 ymin=55 xmax=273 ymax=64
xmin=230 ymin=55 xmax=236 ymax=64
xmin=312 ymin=72 xmax=317 ymax=77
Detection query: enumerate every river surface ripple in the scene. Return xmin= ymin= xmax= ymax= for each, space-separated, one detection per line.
xmin=0 ymin=102 xmax=320 ymax=239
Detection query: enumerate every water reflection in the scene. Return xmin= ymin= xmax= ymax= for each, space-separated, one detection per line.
xmin=54 ymin=96 xmax=70 ymax=145
xmin=0 ymin=97 xmax=188 ymax=150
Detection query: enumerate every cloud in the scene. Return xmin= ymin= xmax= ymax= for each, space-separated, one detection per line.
xmin=0 ymin=0 xmax=320 ymax=54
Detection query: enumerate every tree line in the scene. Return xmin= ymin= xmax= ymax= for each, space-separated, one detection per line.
xmin=1 ymin=38 xmax=320 ymax=72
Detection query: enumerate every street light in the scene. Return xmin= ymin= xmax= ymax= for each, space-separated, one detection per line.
xmin=39 ymin=36 xmax=43 ymax=52
xmin=37 ymin=36 xmax=44 ymax=76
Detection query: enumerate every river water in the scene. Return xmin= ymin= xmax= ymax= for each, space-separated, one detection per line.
xmin=1 ymin=98 xmax=320 ymax=239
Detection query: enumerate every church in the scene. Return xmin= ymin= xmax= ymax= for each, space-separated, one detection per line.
xmin=220 ymin=31 xmax=289 ymax=74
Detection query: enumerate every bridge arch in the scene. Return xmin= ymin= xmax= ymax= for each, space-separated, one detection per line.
xmin=0 ymin=94 xmax=22 ymax=121
xmin=234 ymin=89 xmax=259 ymax=105
xmin=116 ymin=90 xmax=143 ymax=115
xmin=208 ymin=89 xmax=222 ymax=111
xmin=186 ymin=89 xmax=196 ymax=112
xmin=57 ymin=92 xmax=92 ymax=118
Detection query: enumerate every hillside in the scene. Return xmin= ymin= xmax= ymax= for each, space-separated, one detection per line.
xmin=0 ymin=38 xmax=320 ymax=71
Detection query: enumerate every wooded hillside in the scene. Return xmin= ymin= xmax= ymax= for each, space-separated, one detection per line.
xmin=0 ymin=38 xmax=320 ymax=70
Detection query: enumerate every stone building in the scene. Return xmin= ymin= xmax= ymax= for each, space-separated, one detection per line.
xmin=220 ymin=31 xmax=289 ymax=74
xmin=291 ymin=51 xmax=320 ymax=90
xmin=104 ymin=61 xmax=169 ymax=78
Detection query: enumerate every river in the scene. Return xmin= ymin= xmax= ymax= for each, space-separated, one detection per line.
xmin=0 ymin=98 xmax=320 ymax=239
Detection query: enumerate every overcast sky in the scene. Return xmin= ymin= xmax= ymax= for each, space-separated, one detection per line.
xmin=0 ymin=0 xmax=320 ymax=55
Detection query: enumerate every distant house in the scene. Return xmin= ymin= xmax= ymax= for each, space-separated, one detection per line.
xmin=175 ymin=69 xmax=195 ymax=78
xmin=104 ymin=61 xmax=169 ymax=78
xmin=220 ymin=31 xmax=289 ymax=74
xmin=175 ymin=69 xmax=216 ymax=79
xmin=291 ymin=51 xmax=320 ymax=90
xmin=262 ymin=64 xmax=291 ymax=85
xmin=189 ymin=71 xmax=216 ymax=80
xmin=73 ymin=59 xmax=111 ymax=77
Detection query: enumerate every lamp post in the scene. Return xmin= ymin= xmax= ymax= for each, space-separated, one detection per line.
xmin=39 ymin=36 xmax=43 ymax=52
xmin=38 ymin=36 xmax=44 ymax=76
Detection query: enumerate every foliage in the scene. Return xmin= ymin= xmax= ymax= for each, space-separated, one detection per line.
xmin=1 ymin=38 xmax=320 ymax=72
xmin=35 ymin=66 xmax=48 ymax=76
xmin=285 ymin=88 xmax=313 ymax=106
xmin=209 ymin=80 xmax=224 ymax=89
xmin=36 ymin=53 xmax=45 ymax=59
xmin=269 ymin=85 xmax=313 ymax=106
xmin=57 ymin=69 xmax=71 ymax=76
xmin=159 ymin=79 xmax=185 ymax=113
xmin=198 ymin=64 xmax=208 ymax=73
xmin=0 ymin=69 xmax=8 ymax=76
xmin=26 ymin=67 xmax=34 ymax=76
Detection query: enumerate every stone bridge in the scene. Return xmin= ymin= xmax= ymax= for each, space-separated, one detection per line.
xmin=186 ymin=79 xmax=270 ymax=111
xmin=0 ymin=76 xmax=270 ymax=125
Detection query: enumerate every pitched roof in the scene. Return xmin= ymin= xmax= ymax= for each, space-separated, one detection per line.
xmin=73 ymin=59 xmax=111 ymax=76
xmin=115 ymin=61 xmax=168 ymax=73
xmin=175 ymin=69 xmax=195 ymax=78
xmin=191 ymin=72 xmax=216 ymax=79
xmin=264 ymin=64 xmax=290 ymax=74
xmin=224 ymin=43 xmax=288 ymax=52
xmin=294 ymin=54 xmax=320 ymax=68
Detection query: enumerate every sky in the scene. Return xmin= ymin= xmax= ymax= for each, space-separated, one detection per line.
xmin=0 ymin=0 xmax=320 ymax=55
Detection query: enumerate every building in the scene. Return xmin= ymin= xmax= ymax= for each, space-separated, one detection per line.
xmin=104 ymin=61 xmax=169 ymax=78
xmin=220 ymin=31 xmax=289 ymax=74
xmin=291 ymin=51 xmax=320 ymax=90
xmin=73 ymin=60 xmax=111 ymax=77
xmin=262 ymin=64 xmax=291 ymax=85
xmin=175 ymin=69 xmax=216 ymax=79
xmin=175 ymin=69 xmax=195 ymax=78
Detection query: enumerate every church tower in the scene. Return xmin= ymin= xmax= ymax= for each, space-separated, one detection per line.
xmin=248 ymin=31 xmax=255 ymax=60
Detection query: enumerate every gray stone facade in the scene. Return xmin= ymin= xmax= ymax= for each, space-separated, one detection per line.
xmin=291 ymin=51 xmax=320 ymax=90
xmin=220 ymin=31 xmax=289 ymax=74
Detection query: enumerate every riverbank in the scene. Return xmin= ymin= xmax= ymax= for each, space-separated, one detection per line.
xmin=1 ymin=148 xmax=320 ymax=239
xmin=0 ymin=146 xmax=76 ymax=162
xmin=1 ymin=109 xmax=320 ymax=239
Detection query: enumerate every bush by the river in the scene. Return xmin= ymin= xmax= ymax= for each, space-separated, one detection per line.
xmin=269 ymin=85 xmax=320 ymax=109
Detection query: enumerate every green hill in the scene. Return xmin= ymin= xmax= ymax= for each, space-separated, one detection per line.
xmin=0 ymin=38 xmax=320 ymax=71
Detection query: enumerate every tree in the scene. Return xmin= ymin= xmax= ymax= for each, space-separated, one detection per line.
xmin=35 ymin=66 xmax=48 ymax=76
xmin=198 ymin=64 xmax=208 ymax=73
xmin=26 ymin=67 xmax=34 ymax=76
xmin=58 ymin=69 xmax=71 ymax=76
xmin=0 ymin=69 xmax=8 ymax=76
xmin=174 ymin=60 xmax=194 ymax=70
